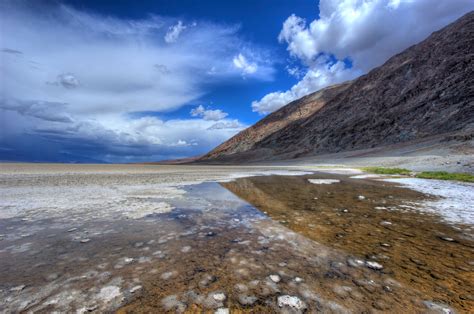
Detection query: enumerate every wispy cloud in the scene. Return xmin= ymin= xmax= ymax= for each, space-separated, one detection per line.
xmin=0 ymin=1 xmax=262 ymax=162
xmin=233 ymin=53 xmax=258 ymax=75
xmin=164 ymin=20 xmax=187 ymax=43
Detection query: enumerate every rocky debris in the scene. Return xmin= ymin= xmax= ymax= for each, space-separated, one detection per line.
xmin=200 ymin=12 xmax=474 ymax=163
xmin=67 ymin=228 xmax=78 ymax=232
xmin=80 ymin=239 xmax=90 ymax=243
xmin=277 ymin=295 xmax=307 ymax=310
xmin=358 ymin=195 xmax=366 ymax=200
xmin=238 ymin=294 xmax=257 ymax=305
xmin=215 ymin=308 xmax=229 ymax=314
xmin=269 ymin=274 xmax=281 ymax=283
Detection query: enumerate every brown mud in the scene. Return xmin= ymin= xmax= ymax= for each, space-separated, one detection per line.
xmin=222 ymin=174 xmax=474 ymax=313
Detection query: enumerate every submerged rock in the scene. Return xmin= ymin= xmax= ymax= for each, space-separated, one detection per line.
xmin=10 ymin=285 xmax=26 ymax=292
xmin=161 ymin=271 xmax=177 ymax=280
xmin=366 ymin=261 xmax=384 ymax=270
xmin=269 ymin=274 xmax=281 ymax=283
xmin=347 ymin=258 xmax=365 ymax=267
xmin=294 ymin=277 xmax=304 ymax=283
xmin=130 ymin=285 xmax=142 ymax=293
xmin=439 ymin=236 xmax=455 ymax=242
xmin=181 ymin=246 xmax=192 ymax=253
xmin=98 ymin=285 xmax=122 ymax=302
xmin=423 ymin=301 xmax=455 ymax=313
xmin=212 ymin=292 xmax=226 ymax=302
xmin=238 ymin=294 xmax=257 ymax=305
xmin=162 ymin=295 xmax=186 ymax=312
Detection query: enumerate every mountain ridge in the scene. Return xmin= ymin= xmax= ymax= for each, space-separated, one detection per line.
xmin=199 ymin=11 xmax=474 ymax=163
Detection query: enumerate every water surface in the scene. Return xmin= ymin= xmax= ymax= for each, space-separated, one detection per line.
xmin=1 ymin=173 xmax=472 ymax=313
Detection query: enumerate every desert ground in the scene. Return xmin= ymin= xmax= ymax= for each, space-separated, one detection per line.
xmin=0 ymin=161 xmax=473 ymax=313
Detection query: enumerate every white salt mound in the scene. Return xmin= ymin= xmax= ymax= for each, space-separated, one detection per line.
xmin=308 ymin=179 xmax=340 ymax=185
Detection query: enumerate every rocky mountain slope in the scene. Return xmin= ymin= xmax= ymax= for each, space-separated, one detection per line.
xmin=200 ymin=11 xmax=474 ymax=163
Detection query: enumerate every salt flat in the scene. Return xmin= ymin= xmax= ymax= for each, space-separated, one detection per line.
xmin=0 ymin=163 xmax=473 ymax=313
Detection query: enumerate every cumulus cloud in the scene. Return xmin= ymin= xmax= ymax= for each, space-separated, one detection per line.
xmin=0 ymin=1 xmax=264 ymax=162
xmin=164 ymin=20 xmax=187 ymax=43
xmin=233 ymin=53 xmax=258 ymax=75
xmin=279 ymin=0 xmax=474 ymax=70
xmin=252 ymin=59 xmax=357 ymax=114
xmin=253 ymin=0 xmax=474 ymax=114
xmin=190 ymin=105 xmax=228 ymax=121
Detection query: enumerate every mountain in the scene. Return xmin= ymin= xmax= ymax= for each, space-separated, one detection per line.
xmin=200 ymin=12 xmax=474 ymax=163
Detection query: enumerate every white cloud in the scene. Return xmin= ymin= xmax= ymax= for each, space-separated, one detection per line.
xmin=279 ymin=0 xmax=474 ymax=70
xmin=164 ymin=20 xmax=187 ymax=43
xmin=190 ymin=105 xmax=228 ymax=121
xmin=252 ymin=58 xmax=357 ymax=114
xmin=233 ymin=53 xmax=258 ymax=75
xmin=253 ymin=0 xmax=474 ymax=114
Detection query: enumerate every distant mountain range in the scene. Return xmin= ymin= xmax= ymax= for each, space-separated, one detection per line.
xmin=199 ymin=11 xmax=474 ymax=163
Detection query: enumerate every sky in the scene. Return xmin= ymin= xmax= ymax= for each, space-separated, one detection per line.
xmin=1 ymin=0 xmax=473 ymax=163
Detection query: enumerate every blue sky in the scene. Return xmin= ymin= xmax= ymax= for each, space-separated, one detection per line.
xmin=62 ymin=0 xmax=319 ymax=125
xmin=1 ymin=0 xmax=473 ymax=163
